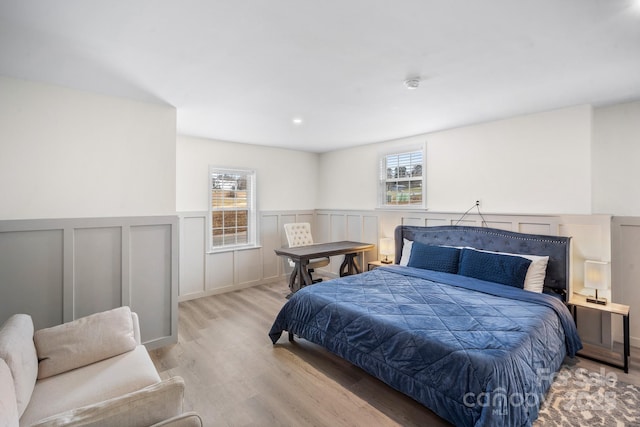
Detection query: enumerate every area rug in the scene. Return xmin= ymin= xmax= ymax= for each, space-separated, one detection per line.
xmin=535 ymin=365 xmax=639 ymax=426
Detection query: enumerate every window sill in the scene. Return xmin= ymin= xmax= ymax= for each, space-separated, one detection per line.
xmin=207 ymin=244 xmax=262 ymax=255
xmin=376 ymin=205 xmax=427 ymax=211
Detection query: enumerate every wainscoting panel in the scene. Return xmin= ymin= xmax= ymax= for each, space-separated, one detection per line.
xmin=518 ymin=222 xmax=553 ymax=235
xmin=180 ymin=215 xmax=206 ymax=297
xmin=73 ymin=227 xmax=122 ymax=319
xmin=236 ymin=248 xmax=262 ymax=285
xmin=294 ymin=213 xmax=315 ymax=228
xmin=327 ymin=214 xmax=346 ymax=274
xmin=261 ymin=214 xmax=281 ymax=280
xmin=363 ymin=215 xmax=380 ymax=265
xmin=330 ymin=214 xmax=347 ymax=241
xmin=450 ymin=219 xmax=477 ymax=227
xmin=482 ymin=220 xmax=512 ymax=231
xmin=206 ymin=251 xmax=234 ymax=290
xmin=612 ymin=217 xmax=640 ymax=348
xmin=347 ymin=215 xmax=363 ymax=241
xmin=130 ymin=224 xmax=174 ymax=347
xmin=0 ymin=229 xmax=64 ymax=330
xmin=402 ymin=216 xmax=424 ymax=226
xmin=315 ymin=211 xmax=380 ymax=276
xmin=425 ymin=217 xmax=450 ymax=227
xmin=0 ymin=216 xmax=178 ymax=349
xmin=315 ymin=214 xmax=330 ymax=244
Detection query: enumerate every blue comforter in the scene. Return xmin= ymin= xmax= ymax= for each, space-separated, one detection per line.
xmin=269 ymin=266 xmax=582 ymax=427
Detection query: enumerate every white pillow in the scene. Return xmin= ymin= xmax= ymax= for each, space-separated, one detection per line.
xmin=519 ymin=254 xmax=550 ymax=293
xmin=34 ymin=306 xmax=137 ymax=379
xmin=399 ymin=239 xmax=413 ymax=266
xmin=470 ymin=248 xmax=549 ymax=293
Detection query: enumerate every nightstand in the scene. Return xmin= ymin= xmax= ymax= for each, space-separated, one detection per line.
xmin=568 ymin=293 xmax=630 ymax=373
xmin=368 ymin=260 xmax=392 ymax=271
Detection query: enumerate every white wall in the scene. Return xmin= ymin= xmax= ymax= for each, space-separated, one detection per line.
xmin=0 ymin=76 xmax=177 ymax=219
xmin=177 ymin=135 xmax=319 ymax=212
xmin=592 ymin=100 xmax=640 ymax=216
xmin=317 ymin=135 xmax=425 ymax=210
xmin=318 ymin=105 xmax=592 ymax=214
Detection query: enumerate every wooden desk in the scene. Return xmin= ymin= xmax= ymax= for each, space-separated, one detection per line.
xmin=275 ymin=241 xmax=374 ymax=294
xmin=568 ymin=293 xmax=630 ymax=373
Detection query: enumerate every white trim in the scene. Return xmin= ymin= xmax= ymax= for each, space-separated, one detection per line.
xmin=377 ymin=144 xmax=426 ymax=209
xmin=206 ymin=244 xmax=262 ymax=254
xmin=208 ymin=165 xmax=258 ymax=251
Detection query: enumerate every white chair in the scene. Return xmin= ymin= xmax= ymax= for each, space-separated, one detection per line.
xmin=284 ymin=222 xmax=330 ymax=285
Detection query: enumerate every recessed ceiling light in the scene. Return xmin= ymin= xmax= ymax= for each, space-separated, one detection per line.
xmin=292 ymin=117 xmax=303 ymax=125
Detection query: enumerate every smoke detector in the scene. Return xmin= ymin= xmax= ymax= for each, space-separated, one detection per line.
xmin=404 ymin=78 xmax=420 ymax=90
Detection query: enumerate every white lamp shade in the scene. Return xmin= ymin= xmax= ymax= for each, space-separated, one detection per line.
xmin=379 ymin=237 xmax=395 ymax=256
xmin=584 ymin=260 xmax=610 ymax=291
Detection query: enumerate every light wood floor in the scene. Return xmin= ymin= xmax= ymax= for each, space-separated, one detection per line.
xmin=149 ymin=279 xmax=640 ymax=427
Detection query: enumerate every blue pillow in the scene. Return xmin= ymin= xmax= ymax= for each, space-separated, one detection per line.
xmin=458 ymin=248 xmax=532 ymax=288
xmin=407 ymin=242 xmax=460 ymax=274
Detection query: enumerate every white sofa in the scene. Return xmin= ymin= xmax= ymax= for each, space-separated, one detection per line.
xmin=0 ymin=306 xmax=202 ymax=427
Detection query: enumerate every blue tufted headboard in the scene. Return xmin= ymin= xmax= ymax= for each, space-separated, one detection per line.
xmin=394 ymin=225 xmax=571 ymax=299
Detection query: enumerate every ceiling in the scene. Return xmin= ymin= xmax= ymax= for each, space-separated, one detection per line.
xmin=1 ymin=1 xmax=639 ymax=153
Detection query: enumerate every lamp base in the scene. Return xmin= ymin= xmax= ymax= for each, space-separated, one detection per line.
xmin=586 ymin=296 xmax=607 ymax=305
xmin=380 ymin=259 xmax=392 ymax=264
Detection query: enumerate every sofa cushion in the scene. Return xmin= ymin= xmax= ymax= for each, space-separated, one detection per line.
xmin=34 ymin=306 xmax=137 ymax=379
xmin=19 ymin=345 xmax=160 ymax=426
xmin=31 ymin=377 xmax=185 ymax=427
xmin=0 ymin=358 xmax=20 ymax=427
xmin=0 ymin=314 xmax=38 ymax=417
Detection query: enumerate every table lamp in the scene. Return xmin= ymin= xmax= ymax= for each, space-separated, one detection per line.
xmin=584 ymin=260 xmax=610 ymax=305
xmin=379 ymin=237 xmax=394 ymax=264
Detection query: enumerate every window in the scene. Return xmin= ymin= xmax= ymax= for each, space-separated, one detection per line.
xmin=379 ymin=149 xmax=424 ymax=208
xmin=209 ymin=167 xmax=257 ymax=250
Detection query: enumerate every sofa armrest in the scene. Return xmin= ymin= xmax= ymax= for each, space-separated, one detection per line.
xmin=151 ymin=412 xmax=203 ymax=427
xmin=131 ymin=311 xmax=142 ymax=345
xmin=31 ymin=376 xmax=186 ymax=427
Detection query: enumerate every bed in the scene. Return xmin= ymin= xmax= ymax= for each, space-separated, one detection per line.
xmin=269 ymin=225 xmax=582 ymax=426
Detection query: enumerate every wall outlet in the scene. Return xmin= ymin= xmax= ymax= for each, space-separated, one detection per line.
xmin=475 ymin=200 xmax=481 ymax=207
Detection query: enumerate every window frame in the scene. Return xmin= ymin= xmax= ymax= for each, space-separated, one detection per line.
xmin=377 ymin=145 xmax=426 ymax=209
xmin=208 ymin=166 xmax=258 ymax=253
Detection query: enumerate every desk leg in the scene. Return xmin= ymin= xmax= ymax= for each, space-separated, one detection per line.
xmin=300 ymin=260 xmax=312 ymax=288
xmin=351 ymin=255 xmax=361 ymax=274
xmin=288 ymin=267 xmax=298 ymax=293
xmin=339 ymin=253 xmax=362 ymax=277
xmin=339 ymin=256 xmax=349 ymax=276
xmin=288 ymin=260 xmax=314 ymax=296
